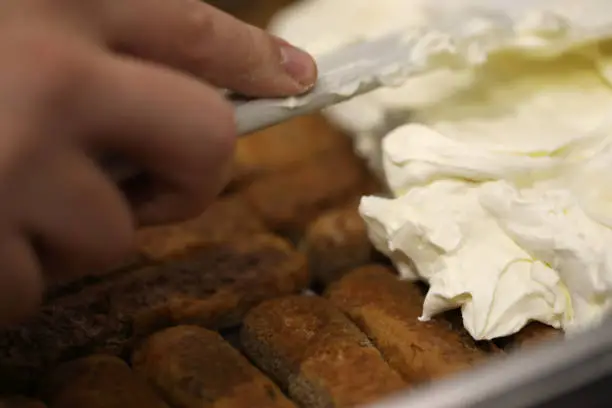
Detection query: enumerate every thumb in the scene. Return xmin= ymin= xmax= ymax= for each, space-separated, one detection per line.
xmin=90 ymin=0 xmax=318 ymax=97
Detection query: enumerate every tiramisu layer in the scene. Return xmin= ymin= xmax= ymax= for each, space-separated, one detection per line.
xmin=132 ymin=325 xmax=296 ymax=408
xmin=241 ymin=296 xmax=407 ymax=408
xmin=326 ymin=265 xmax=490 ymax=383
xmin=42 ymin=355 xmax=168 ymax=408
xmin=300 ymin=206 xmax=376 ymax=285
xmin=0 ymin=235 xmax=307 ymax=392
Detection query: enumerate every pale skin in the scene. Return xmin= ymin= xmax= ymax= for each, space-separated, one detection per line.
xmin=0 ymin=0 xmax=318 ymax=324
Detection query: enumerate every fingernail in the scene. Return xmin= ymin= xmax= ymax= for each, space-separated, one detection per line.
xmin=277 ymin=39 xmax=317 ymax=90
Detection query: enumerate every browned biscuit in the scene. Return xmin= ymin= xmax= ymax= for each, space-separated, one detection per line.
xmin=229 ymin=114 xmax=352 ymax=189
xmin=132 ymin=326 xmax=296 ymax=408
xmin=0 ymin=235 xmax=308 ymax=393
xmin=507 ymin=322 xmax=562 ymax=350
xmin=0 ymin=397 xmax=46 ymax=408
xmin=47 ymin=195 xmax=267 ymax=300
xmin=359 ymin=173 xmax=388 ymax=197
xmin=241 ymin=295 xmax=407 ymax=408
xmin=300 ymin=207 xmax=375 ymax=285
xmin=244 ymin=150 xmax=369 ymax=238
xmin=135 ymin=194 xmax=267 ymax=262
xmin=44 ymin=260 xmax=141 ymax=301
xmin=42 ymin=355 xmax=168 ymax=408
xmin=440 ymin=309 xmax=504 ymax=355
xmin=325 ymin=265 xmax=489 ymax=383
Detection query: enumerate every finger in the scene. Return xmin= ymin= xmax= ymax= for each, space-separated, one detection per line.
xmin=0 ymin=234 xmax=43 ymax=325
xmin=89 ymin=0 xmax=317 ymax=96
xmin=18 ymin=149 xmax=135 ymax=279
xmin=77 ymin=52 xmax=235 ymax=225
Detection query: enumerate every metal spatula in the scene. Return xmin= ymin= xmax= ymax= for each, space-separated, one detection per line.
xmin=231 ymin=28 xmax=453 ymax=134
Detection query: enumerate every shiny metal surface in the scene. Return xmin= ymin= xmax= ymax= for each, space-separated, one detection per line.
xmin=365 ymin=320 xmax=612 ymax=408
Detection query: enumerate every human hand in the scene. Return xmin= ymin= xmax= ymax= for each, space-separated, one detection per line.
xmin=0 ymin=0 xmax=317 ymax=323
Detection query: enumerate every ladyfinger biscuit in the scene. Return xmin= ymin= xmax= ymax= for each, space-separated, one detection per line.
xmin=241 ymin=296 xmax=407 ymax=408
xmin=135 ymin=194 xmax=267 ymax=262
xmin=325 ymin=265 xmax=488 ymax=383
xmin=47 ymin=195 xmax=267 ymax=299
xmin=0 ymin=234 xmax=308 ymax=393
xmin=132 ymin=326 xmax=296 ymax=408
xmin=42 ymin=355 xmax=168 ymax=408
xmin=229 ymin=114 xmax=352 ymax=189
xmin=0 ymin=397 xmax=46 ymax=408
xmin=507 ymin=323 xmax=562 ymax=350
xmin=300 ymin=207 xmax=375 ymax=285
xmin=244 ymin=150 xmax=369 ymax=238
xmin=440 ymin=309 xmax=504 ymax=355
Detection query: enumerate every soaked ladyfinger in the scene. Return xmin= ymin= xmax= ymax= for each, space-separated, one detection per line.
xmin=0 ymin=235 xmax=308 ymax=392
xmin=230 ymin=114 xmax=352 ymax=188
xmin=507 ymin=322 xmax=562 ymax=350
xmin=325 ymin=265 xmax=488 ymax=383
xmin=135 ymin=194 xmax=267 ymax=262
xmin=241 ymin=295 xmax=406 ymax=408
xmin=244 ymin=150 xmax=369 ymax=238
xmin=300 ymin=207 xmax=375 ymax=285
xmin=132 ymin=326 xmax=296 ymax=408
xmin=42 ymin=355 xmax=168 ymax=408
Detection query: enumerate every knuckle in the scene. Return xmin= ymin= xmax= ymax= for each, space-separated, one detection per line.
xmin=239 ymin=28 xmax=268 ymax=72
xmin=174 ymin=2 xmax=268 ymax=77
xmin=4 ymin=31 xmax=94 ymax=109
xmin=175 ymin=3 xmax=218 ymax=67
xmin=32 ymin=46 xmax=92 ymax=105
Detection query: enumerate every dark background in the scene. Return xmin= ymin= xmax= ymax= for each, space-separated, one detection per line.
xmin=207 ymin=0 xmax=296 ymax=27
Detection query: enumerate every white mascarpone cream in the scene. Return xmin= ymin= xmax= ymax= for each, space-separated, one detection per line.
xmin=270 ymin=1 xmax=612 ymax=339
